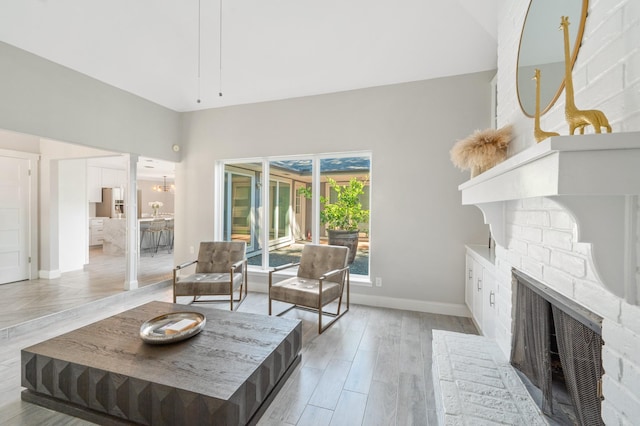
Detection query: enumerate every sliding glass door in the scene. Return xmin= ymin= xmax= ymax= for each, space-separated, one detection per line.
xmin=220 ymin=153 xmax=371 ymax=277
xmin=223 ymin=164 xmax=260 ymax=253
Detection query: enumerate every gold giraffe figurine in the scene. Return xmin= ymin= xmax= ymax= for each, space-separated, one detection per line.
xmin=560 ymin=16 xmax=611 ymax=135
xmin=533 ymin=68 xmax=560 ymax=143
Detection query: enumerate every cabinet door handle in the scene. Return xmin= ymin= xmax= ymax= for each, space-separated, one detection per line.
xmin=490 ymin=291 xmax=495 ymax=307
xmin=468 ymin=269 xmax=473 ymax=280
xmin=477 ymin=278 xmax=482 ymax=291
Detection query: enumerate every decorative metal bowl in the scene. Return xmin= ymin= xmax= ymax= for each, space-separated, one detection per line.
xmin=139 ymin=311 xmax=206 ymax=344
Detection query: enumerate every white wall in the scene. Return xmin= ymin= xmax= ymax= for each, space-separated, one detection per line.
xmin=495 ymin=0 xmax=640 ymax=422
xmin=0 ymin=129 xmax=40 ymax=153
xmin=58 ymin=159 xmax=88 ymax=272
xmin=177 ymin=72 xmax=494 ymax=312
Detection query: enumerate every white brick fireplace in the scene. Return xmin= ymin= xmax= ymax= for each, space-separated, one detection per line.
xmin=492 ymin=0 xmax=640 ymax=420
xmin=459 ymin=132 xmax=640 ymax=423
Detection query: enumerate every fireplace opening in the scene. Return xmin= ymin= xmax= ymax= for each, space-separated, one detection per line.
xmin=510 ymin=269 xmax=604 ymax=426
xmin=542 ymin=308 xmax=579 ymax=424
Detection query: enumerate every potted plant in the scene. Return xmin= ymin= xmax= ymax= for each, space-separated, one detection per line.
xmin=299 ymin=177 xmax=369 ymax=263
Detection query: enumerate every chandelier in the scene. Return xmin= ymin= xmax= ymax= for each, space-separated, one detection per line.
xmin=152 ymin=176 xmax=175 ymax=193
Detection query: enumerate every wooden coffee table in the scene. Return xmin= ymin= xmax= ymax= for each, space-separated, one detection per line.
xmin=21 ymin=301 xmax=302 ymax=425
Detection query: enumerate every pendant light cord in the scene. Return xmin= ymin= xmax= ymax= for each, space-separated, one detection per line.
xmin=197 ymin=0 xmax=224 ymax=102
xmin=197 ymin=0 xmax=202 ymax=103
xmin=219 ymin=0 xmax=223 ymax=97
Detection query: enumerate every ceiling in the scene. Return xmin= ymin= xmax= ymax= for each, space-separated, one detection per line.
xmin=1 ymin=0 xmax=503 ymax=113
xmin=137 ymin=157 xmax=176 ymax=181
xmin=86 ymin=155 xmax=175 ymax=181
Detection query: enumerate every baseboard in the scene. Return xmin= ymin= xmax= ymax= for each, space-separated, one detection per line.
xmin=39 ymin=269 xmax=61 ymax=279
xmin=248 ymin=279 xmax=471 ymax=318
xmin=350 ymin=293 xmax=471 ymax=317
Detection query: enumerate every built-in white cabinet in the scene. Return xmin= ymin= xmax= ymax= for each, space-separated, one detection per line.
xmin=87 ymin=166 xmax=126 ymax=202
xmin=465 ymin=245 xmax=497 ymax=338
xmin=481 ymin=267 xmax=496 ymax=339
xmin=465 ymin=255 xmax=474 ymax=314
xmin=89 ymin=218 xmax=105 ymax=246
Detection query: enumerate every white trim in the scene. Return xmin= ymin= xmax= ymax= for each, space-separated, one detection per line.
xmin=0 ymin=148 xmax=39 ymax=160
xmin=124 ymin=153 xmax=139 ymax=290
xmin=213 ymin=160 xmax=225 ymax=240
xmin=311 ymin=157 xmax=320 ymax=244
xmin=262 ymin=161 xmax=270 ymax=270
xmin=124 ymin=279 xmax=139 ymax=290
xmin=39 ymin=269 xmax=61 ymax=279
xmin=350 ymin=294 xmax=471 ymax=317
xmin=218 ymin=151 xmax=372 ymax=277
xmin=247 ymin=270 xmax=468 ymax=317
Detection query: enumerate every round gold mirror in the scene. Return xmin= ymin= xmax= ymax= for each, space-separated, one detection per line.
xmin=517 ymin=0 xmax=588 ymax=117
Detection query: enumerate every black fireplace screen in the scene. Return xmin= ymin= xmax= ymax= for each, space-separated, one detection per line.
xmin=511 ymin=282 xmax=553 ymax=415
xmin=552 ymin=305 xmax=604 ymax=426
xmin=510 ymin=270 xmax=604 ymax=426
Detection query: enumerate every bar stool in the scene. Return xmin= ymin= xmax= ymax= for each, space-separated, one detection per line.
xmin=165 ymin=219 xmax=174 ymax=253
xmin=141 ymin=219 xmax=166 ymax=256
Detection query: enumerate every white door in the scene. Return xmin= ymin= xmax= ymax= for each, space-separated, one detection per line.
xmin=0 ymin=156 xmax=30 ymax=284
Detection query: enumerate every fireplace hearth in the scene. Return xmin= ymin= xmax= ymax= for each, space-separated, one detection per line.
xmin=511 ymin=269 xmax=604 ymax=426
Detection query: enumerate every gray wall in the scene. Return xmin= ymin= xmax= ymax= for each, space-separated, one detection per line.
xmin=0 ymin=41 xmax=181 ymax=162
xmin=0 ymin=39 xmax=493 ymax=311
xmin=0 ymin=41 xmax=182 ymax=277
xmin=177 ymin=72 xmax=493 ymax=311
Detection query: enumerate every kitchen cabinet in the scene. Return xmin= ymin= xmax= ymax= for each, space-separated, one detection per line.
xmin=89 ymin=218 xmax=105 ymax=246
xmin=87 ymin=166 xmax=126 ymax=202
xmin=102 ymin=218 xmax=126 ymax=255
xmin=465 ymin=245 xmax=497 ymax=338
xmin=102 ymin=168 xmax=126 ymax=188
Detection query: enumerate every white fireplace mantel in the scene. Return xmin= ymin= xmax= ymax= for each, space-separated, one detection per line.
xmin=459 ymin=132 xmax=640 ymax=304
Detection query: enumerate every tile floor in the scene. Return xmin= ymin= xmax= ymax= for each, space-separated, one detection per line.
xmin=0 ymin=248 xmax=478 ymax=425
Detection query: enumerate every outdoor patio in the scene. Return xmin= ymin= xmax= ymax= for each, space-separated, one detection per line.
xmin=247 ymin=240 xmax=369 ymax=276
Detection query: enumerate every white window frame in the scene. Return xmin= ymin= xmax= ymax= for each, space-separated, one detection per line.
xmin=215 ymin=151 xmax=372 ymax=281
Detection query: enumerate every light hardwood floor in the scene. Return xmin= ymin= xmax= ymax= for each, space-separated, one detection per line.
xmin=0 ymin=252 xmax=477 ymax=426
xmin=0 ymin=247 xmax=173 ymax=329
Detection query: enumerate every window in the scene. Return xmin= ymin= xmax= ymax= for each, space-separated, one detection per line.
xmin=218 ymin=153 xmax=371 ymax=277
xmin=222 ymin=163 xmax=261 ymax=254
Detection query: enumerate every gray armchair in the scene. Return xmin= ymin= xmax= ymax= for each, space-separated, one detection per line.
xmin=173 ymin=241 xmax=247 ymax=310
xmin=269 ymin=244 xmax=350 ymax=333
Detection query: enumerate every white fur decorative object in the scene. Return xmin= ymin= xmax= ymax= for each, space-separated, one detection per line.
xmin=450 ymin=125 xmax=513 ymax=177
